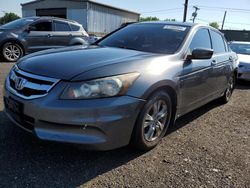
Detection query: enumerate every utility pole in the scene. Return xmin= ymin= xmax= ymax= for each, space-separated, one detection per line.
xmin=191 ymin=6 xmax=200 ymax=23
xmin=221 ymin=11 xmax=227 ymax=30
xmin=183 ymin=0 xmax=188 ymax=22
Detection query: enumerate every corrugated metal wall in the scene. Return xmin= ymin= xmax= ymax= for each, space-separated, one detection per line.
xmin=22 ymin=0 xmax=140 ymax=35
xmin=67 ymin=9 xmax=88 ymax=30
xmin=87 ymin=2 xmax=139 ymax=35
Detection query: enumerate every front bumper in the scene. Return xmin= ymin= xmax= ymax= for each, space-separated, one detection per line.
xmin=3 ymin=83 xmax=145 ymax=150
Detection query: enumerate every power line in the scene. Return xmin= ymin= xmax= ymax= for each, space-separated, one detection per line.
xmin=190 ymin=5 xmax=250 ymax=13
xmin=199 ymin=6 xmax=250 ymax=12
xmin=141 ymin=11 xmax=183 ymax=16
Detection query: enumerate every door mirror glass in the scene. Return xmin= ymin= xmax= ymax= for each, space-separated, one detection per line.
xmin=187 ymin=48 xmax=214 ymax=60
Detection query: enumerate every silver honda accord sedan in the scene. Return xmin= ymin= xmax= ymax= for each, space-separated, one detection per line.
xmin=3 ymin=22 xmax=237 ymax=150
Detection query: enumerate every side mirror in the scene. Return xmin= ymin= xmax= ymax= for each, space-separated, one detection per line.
xmin=187 ymin=48 xmax=214 ymax=60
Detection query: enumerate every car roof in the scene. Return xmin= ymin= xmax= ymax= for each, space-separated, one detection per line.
xmin=135 ymin=21 xmax=199 ymax=27
xmin=24 ymin=16 xmax=80 ymax=25
xmin=131 ymin=21 xmax=217 ymax=31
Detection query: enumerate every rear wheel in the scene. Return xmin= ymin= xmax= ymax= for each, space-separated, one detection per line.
xmin=131 ymin=91 xmax=172 ymax=150
xmin=2 ymin=42 xmax=23 ymax=62
xmin=220 ymin=74 xmax=235 ymax=104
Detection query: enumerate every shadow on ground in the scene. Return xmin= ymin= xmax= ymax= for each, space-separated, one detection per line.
xmin=236 ymin=80 xmax=250 ymax=90
xmin=0 ymin=111 xmax=144 ymax=187
xmin=0 ymin=82 xmax=249 ymax=187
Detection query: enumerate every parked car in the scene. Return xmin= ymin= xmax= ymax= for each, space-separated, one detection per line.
xmin=3 ymin=22 xmax=237 ymax=151
xmin=229 ymin=41 xmax=250 ymax=81
xmin=0 ymin=17 xmax=89 ymax=62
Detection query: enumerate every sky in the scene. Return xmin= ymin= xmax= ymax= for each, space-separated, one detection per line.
xmin=0 ymin=0 xmax=250 ymax=30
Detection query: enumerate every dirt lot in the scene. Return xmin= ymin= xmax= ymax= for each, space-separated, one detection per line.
xmin=0 ymin=62 xmax=249 ymax=188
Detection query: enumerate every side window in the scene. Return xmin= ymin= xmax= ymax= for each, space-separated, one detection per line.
xmin=210 ymin=30 xmax=226 ymax=53
xmin=54 ymin=21 xmax=71 ymax=31
xmin=31 ymin=21 xmax=52 ymax=31
xmin=189 ymin=28 xmax=211 ymax=51
xmin=70 ymin=24 xmax=80 ymax=31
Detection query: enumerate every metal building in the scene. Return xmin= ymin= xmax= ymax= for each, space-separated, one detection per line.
xmin=21 ymin=0 xmax=140 ymax=35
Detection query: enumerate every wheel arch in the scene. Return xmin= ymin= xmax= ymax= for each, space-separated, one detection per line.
xmin=139 ymin=80 xmax=179 ymax=127
xmin=69 ymin=37 xmax=87 ymax=46
xmin=141 ymin=80 xmax=178 ymax=111
xmin=129 ymin=81 xmax=179 ymax=149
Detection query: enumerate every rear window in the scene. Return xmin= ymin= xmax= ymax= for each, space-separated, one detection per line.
xmin=98 ymin=23 xmax=190 ymax=54
xmin=70 ymin=24 xmax=80 ymax=31
xmin=210 ymin=30 xmax=226 ymax=53
xmin=54 ymin=21 xmax=71 ymax=31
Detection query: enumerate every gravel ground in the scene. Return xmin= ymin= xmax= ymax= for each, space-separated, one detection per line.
xmin=0 ymin=63 xmax=249 ymax=188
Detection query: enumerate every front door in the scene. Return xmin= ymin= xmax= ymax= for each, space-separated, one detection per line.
xmin=25 ymin=20 xmax=53 ymax=53
xmin=179 ymin=28 xmax=214 ymax=115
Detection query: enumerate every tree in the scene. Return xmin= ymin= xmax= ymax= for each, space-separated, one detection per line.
xmin=164 ymin=18 xmax=176 ymax=22
xmin=0 ymin=12 xmax=20 ymax=25
xmin=139 ymin=16 xmax=159 ymax=22
xmin=209 ymin=22 xmax=220 ymax=29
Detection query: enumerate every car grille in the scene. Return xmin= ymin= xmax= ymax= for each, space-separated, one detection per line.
xmin=6 ymin=65 xmax=60 ymax=99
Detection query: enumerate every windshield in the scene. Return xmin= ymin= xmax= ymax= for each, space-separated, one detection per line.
xmin=229 ymin=43 xmax=250 ymax=55
xmin=1 ymin=18 xmax=37 ymax=29
xmin=98 ymin=23 xmax=190 ymax=54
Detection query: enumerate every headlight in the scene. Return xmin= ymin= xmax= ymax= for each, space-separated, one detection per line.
xmin=60 ymin=72 xmax=140 ymax=99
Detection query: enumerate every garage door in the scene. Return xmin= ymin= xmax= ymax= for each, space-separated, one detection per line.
xmin=36 ymin=8 xmax=67 ymax=18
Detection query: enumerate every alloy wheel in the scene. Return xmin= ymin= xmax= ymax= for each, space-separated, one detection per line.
xmin=3 ymin=43 xmax=22 ymax=62
xmin=143 ymin=99 xmax=168 ymax=142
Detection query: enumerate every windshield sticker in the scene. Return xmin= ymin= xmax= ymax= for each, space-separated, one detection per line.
xmin=163 ymin=25 xmax=187 ymax=31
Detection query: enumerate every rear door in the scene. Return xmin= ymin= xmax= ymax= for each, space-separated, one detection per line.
xmin=25 ymin=20 xmax=53 ymax=52
xmin=51 ymin=20 xmax=72 ymax=47
xmin=179 ymin=28 xmax=214 ymax=114
xmin=209 ymin=30 xmax=232 ymax=94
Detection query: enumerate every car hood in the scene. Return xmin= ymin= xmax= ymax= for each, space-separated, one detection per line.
xmin=18 ymin=46 xmax=155 ymax=80
xmin=238 ymin=54 xmax=250 ymax=64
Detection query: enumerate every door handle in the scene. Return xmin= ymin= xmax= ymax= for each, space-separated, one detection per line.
xmin=47 ymin=34 xmax=52 ymax=38
xmin=69 ymin=34 xmax=73 ymax=37
xmin=211 ymin=59 xmax=217 ymax=66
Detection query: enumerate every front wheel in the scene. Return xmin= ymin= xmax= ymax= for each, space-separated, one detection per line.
xmin=2 ymin=42 xmax=23 ymax=62
xmin=219 ymin=74 xmax=235 ymax=104
xmin=131 ymin=91 xmax=172 ymax=151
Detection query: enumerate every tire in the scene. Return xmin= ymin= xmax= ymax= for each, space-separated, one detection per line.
xmin=219 ymin=74 xmax=235 ymax=104
xmin=1 ymin=42 xmax=23 ymax=62
xmin=131 ymin=91 xmax=172 ymax=151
